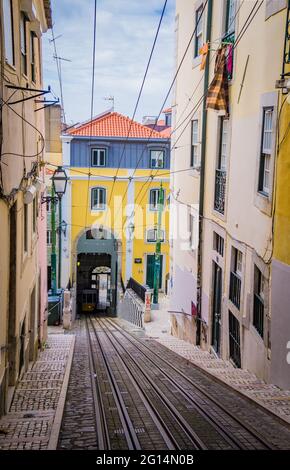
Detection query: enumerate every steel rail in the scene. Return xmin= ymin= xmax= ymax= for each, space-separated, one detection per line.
xmin=94 ymin=317 xmax=211 ymax=450
xmin=104 ymin=317 xmax=277 ymax=450
xmin=87 ymin=316 xmax=141 ymax=450
xmin=89 ymin=318 xmax=180 ymax=450
xmin=85 ymin=317 xmax=111 ymax=450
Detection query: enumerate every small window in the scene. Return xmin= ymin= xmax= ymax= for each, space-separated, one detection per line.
xmin=30 ymin=32 xmax=36 ymax=83
xmin=150 ymin=150 xmax=164 ymax=169
xmin=232 ymin=248 xmax=242 ymax=277
xmin=3 ymin=0 xmax=14 ymax=65
xmin=24 ymin=204 xmax=28 ymax=253
xmin=194 ymin=5 xmax=203 ymax=58
xmin=213 ymin=232 xmax=224 ymax=256
xmin=218 ymin=117 xmax=229 ymax=171
xmin=165 ymin=114 xmax=171 ymax=126
xmin=149 ymin=189 xmax=164 ymax=211
xmin=92 ymin=148 xmax=106 ymax=167
xmin=46 ymin=200 xmax=51 ymax=212
xmin=147 ymin=228 xmax=165 ymax=243
xmin=258 ymin=107 xmax=273 ymax=196
xmin=20 ymin=13 xmax=28 ymax=75
xmin=224 ymin=0 xmax=236 ymax=36
xmin=47 ymin=230 xmax=52 ymax=245
xmin=190 ymin=120 xmax=199 ymax=168
xmin=91 ymin=187 xmax=106 ymax=211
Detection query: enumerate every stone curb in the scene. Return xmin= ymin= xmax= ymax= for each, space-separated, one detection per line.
xmin=47 ymin=335 xmax=76 ymax=450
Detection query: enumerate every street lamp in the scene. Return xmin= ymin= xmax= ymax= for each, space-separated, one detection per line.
xmin=52 ymin=166 xmax=68 ymax=197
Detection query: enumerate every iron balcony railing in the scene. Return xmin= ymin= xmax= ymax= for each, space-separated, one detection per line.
xmin=127 ymin=277 xmax=147 ymax=302
xmin=253 ymin=294 xmax=264 ymax=338
xmin=214 ymin=169 xmax=227 ymax=214
xmin=229 ymin=271 xmax=241 ymax=310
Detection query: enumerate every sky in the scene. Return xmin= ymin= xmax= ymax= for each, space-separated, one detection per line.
xmin=42 ymin=0 xmax=176 ymax=127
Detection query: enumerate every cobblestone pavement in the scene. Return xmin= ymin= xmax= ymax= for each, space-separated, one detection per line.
xmin=57 ymin=319 xmax=98 ymax=450
xmin=141 ymin=296 xmax=290 ymax=426
xmin=0 ymin=333 xmax=74 ymax=450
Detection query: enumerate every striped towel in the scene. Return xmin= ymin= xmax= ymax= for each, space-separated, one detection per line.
xmin=206 ymin=47 xmax=229 ymax=114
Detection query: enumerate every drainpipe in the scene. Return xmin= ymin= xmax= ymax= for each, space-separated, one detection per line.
xmin=196 ymin=0 xmax=213 ymax=345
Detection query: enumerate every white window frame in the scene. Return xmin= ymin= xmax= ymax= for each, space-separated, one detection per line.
xmin=259 ymin=107 xmax=273 ymax=196
xmin=224 ymin=0 xmax=236 ymax=36
xmin=219 ymin=118 xmax=229 ymax=171
xmin=3 ymin=0 xmax=14 ymax=65
xmin=191 ymin=120 xmax=199 ymax=168
xmin=91 ymin=148 xmax=106 ymax=167
xmin=91 ymin=187 xmax=106 ymax=211
xmin=20 ymin=12 xmax=28 ymax=76
xmin=149 ymin=188 xmax=163 ymax=211
xmin=30 ymin=31 xmax=36 ymax=83
xmin=235 ymin=250 xmax=243 ymax=277
xmin=194 ymin=4 xmax=203 ymax=58
xmin=150 ymin=150 xmax=165 ymax=169
xmin=146 ymin=228 xmax=165 ymax=243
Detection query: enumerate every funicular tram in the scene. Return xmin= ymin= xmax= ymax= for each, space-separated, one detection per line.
xmin=81 ymin=267 xmax=112 ymax=314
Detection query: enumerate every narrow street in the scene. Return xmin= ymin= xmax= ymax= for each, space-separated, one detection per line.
xmin=58 ymin=316 xmax=290 ymax=451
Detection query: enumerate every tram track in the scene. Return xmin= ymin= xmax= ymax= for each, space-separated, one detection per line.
xmin=100 ymin=317 xmax=278 ymax=450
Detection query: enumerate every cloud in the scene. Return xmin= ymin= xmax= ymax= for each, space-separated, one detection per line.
xmin=42 ymin=0 xmax=175 ymax=126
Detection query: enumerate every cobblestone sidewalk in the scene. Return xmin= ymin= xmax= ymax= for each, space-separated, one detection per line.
xmin=0 ymin=333 xmax=74 ymax=450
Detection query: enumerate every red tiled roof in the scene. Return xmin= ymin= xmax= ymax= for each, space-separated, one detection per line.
xmin=163 ymin=107 xmax=172 ymax=114
xmin=159 ymin=127 xmax=171 ymax=138
xmin=68 ymin=112 xmax=165 ymax=139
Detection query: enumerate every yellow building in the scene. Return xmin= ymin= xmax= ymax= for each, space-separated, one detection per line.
xmin=60 ymin=111 xmax=171 ymax=314
xmin=0 ymin=0 xmax=52 ymax=416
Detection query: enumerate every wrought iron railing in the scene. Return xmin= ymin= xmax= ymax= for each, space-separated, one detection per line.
xmin=214 ymin=169 xmax=227 ymax=214
xmin=253 ymin=294 xmax=264 ymax=338
xmin=127 ymin=277 xmax=147 ymax=302
xmin=229 ymin=272 xmax=241 ymax=310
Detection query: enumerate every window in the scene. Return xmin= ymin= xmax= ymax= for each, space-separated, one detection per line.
xmin=224 ymin=0 xmax=236 ymax=36
xmin=229 ymin=311 xmax=241 ymax=368
xmin=165 ymin=114 xmax=171 ymax=126
xmin=213 ymin=232 xmax=224 ymax=256
xmin=24 ymin=204 xmax=28 ymax=253
xmin=3 ymin=0 xmax=14 ymax=65
xmin=30 ymin=32 xmax=36 ymax=82
xmin=253 ymin=266 xmax=265 ymax=338
xmin=190 ymin=120 xmax=199 ymax=168
xmin=149 ymin=189 xmax=164 ymax=211
xmin=46 ymin=200 xmax=51 ymax=212
xmin=150 ymin=150 xmax=164 ymax=169
xmin=229 ymin=248 xmax=242 ymax=309
xmin=194 ymin=5 xmax=203 ymax=58
xmin=147 ymin=228 xmax=165 ymax=243
xmin=47 ymin=230 xmax=52 ymax=245
xmin=219 ymin=117 xmax=229 ymax=171
xmin=214 ymin=118 xmax=229 ymax=214
xmin=258 ymin=107 xmax=273 ymax=196
xmin=20 ymin=13 xmax=28 ymax=75
xmin=92 ymin=148 xmax=106 ymax=167
xmin=91 ymin=187 xmax=106 ymax=210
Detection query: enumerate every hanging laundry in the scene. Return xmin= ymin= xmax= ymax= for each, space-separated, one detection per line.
xmin=226 ymin=44 xmax=234 ymax=79
xmin=199 ymin=42 xmax=209 ymax=71
xmin=206 ymin=46 xmax=229 ymax=114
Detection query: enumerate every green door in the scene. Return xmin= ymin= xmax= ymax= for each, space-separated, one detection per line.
xmin=146 ymin=255 xmax=163 ymax=289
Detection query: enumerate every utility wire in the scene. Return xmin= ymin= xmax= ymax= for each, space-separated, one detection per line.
xmin=107 ymin=0 xmax=168 ymax=209
xmin=84 ymin=0 xmax=98 ymax=231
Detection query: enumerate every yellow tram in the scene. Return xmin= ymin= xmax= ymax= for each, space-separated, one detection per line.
xmin=81 ymin=289 xmax=98 ymax=313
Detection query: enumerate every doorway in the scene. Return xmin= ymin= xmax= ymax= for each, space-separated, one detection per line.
xmin=146 ymin=254 xmax=163 ymax=289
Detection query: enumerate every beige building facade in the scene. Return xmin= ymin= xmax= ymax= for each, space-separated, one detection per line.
xmin=170 ymin=0 xmax=289 ymax=385
xmin=0 ymin=0 xmax=52 ymax=416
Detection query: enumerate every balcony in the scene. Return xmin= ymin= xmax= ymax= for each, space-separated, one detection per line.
xmin=253 ymin=294 xmax=264 ymax=338
xmin=214 ymin=169 xmax=226 ymax=214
